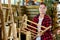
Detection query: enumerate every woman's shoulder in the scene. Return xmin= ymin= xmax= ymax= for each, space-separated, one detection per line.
xmin=32 ymin=14 xmax=39 ymax=21
xmin=44 ymin=14 xmax=51 ymax=20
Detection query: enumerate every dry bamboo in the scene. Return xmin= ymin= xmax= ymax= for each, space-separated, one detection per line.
xmin=0 ymin=0 xmax=8 ymax=40
xmin=26 ymin=31 xmax=31 ymax=40
xmin=8 ymin=0 xmax=17 ymax=40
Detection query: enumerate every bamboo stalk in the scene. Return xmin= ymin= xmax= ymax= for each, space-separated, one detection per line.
xmin=12 ymin=23 xmax=17 ymax=40
xmin=25 ymin=19 xmax=38 ymax=26
xmin=8 ymin=25 xmax=12 ymax=37
xmin=16 ymin=1 xmax=22 ymax=40
xmin=43 ymin=26 xmax=51 ymax=33
xmin=24 ymin=28 xmax=37 ymax=33
xmin=8 ymin=0 xmax=17 ymax=40
xmin=0 ymin=0 xmax=1 ymax=7
xmin=26 ymin=31 xmax=31 ymax=40
xmin=25 ymin=19 xmax=47 ymax=29
xmin=21 ymin=29 xmax=36 ymax=38
xmin=17 ymin=27 xmax=37 ymax=37
xmin=0 ymin=0 xmax=8 ymax=40
xmin=23 ymin=23 xmax=46 ymax=32
xmin=21 ymin=29 xmax=37 ymax=36
xmin=24 ymin=23 xmax=37 ymax=30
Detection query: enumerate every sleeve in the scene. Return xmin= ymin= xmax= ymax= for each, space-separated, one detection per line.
xmin=42 ymin=17 xmax=53 ymax=40
xmin=45 ymin=17 xmax=52 ymax=27
xmin=45 ymin=16 xmax=52 ymax=33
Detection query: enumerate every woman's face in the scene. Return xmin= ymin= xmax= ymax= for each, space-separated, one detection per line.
xmin=39 ymin=4 xmax=47 ymax=14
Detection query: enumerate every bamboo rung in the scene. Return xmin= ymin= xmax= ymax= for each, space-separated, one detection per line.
xmin=21 ymin=29 xmax=36 ymax=38
xmin=24 ymin=28 xmax=37 ymax=34
xmin=22 ymin=29 xmax=37 ymax=36
xmin=25 ymin=19 xmax=38 ymax=26
xmin=17 ymin=28 xmax=37 ymax=36
xmin=41 ymin=26 xmax=46 ymax=28
xmin=24 ymin=23 xmax=46 ymax=30
xmin=24 ymin=19 xmax=47 ymax=29
xmin=24 ymin=23 xmax=37 ymax=30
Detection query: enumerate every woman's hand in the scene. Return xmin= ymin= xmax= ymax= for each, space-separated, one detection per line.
xmin=37 ymin=31 xmax=44 ymax=37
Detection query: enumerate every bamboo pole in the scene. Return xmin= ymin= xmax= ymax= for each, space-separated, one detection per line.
xmin=25 ymin=19 xmax=38 ymax=26
xmin=8 ymin=0 xmax=17 ymax=40
xmin=21 ymin=29 xmax=36 ymax=36
xmin=26 ymin=31 xmax=31 ymax=40
xmin=0 ymin=0 xmax=1 ymax=8
xmin=0 ymin=0 xmax=8 ymax=40
xmin=16 ymin=1 xmax=21 ymax=40
xmin=0 ymin=0 xmax=2 ymax=40
xmin=24 ymin=23 xmax=46 ymax=30
xmin=8 ymin=0 xmax=13 ymax=40
xmin=12 ymin=23 xmax=17 ymax=40
xmin=24 ymin=23 xmax=37 ymax=30
xmin=17 ymin=28 xmax=36 ymax=37
xmin=22 ymin=14 xmax=28 ymax=28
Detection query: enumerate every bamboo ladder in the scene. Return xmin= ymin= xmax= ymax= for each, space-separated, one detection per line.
xmin=20 ymin=14 xmax=52 ymax=40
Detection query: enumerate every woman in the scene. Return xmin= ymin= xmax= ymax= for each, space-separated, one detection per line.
xmin=30 ymin=2 xmax=53 ymax=40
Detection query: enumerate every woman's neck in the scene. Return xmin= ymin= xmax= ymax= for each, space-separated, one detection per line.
xmin=39 ymin=13 xmax=45 ymax=18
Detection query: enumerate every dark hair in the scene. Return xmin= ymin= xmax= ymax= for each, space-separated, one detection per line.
xmin=40 ymin=2 xmax=46 ymax=6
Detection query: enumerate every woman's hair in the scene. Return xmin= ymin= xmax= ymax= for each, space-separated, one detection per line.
xmin=40 ymin=2 xmax=46 ymax=6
